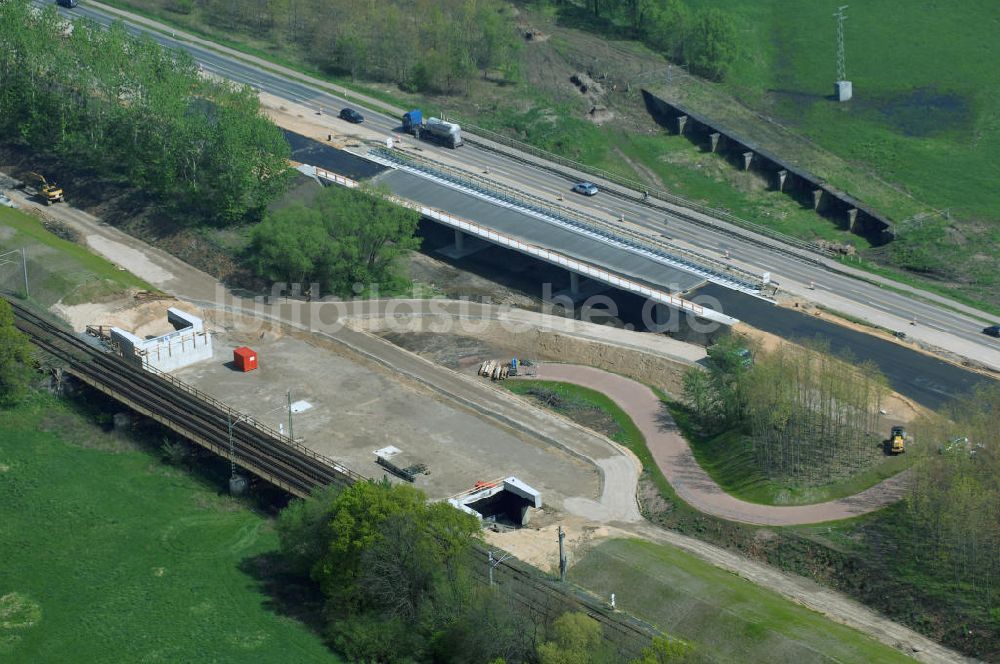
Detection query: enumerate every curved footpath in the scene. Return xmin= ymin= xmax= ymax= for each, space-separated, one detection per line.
xmin=531 ymin=363 xmax=910 ymax=526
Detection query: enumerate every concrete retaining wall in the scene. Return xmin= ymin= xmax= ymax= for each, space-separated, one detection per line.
xmin=641 ymin=90 xmax=895 ymax=246
xmin=111 ymin=309 xmax=213 ymax=372
xmin=348 ymin=315 xmax=693 ymax=397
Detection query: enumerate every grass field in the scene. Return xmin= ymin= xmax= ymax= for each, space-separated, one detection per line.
xmin=0 ymin=394 xmax=341 ymax=663
xmin=571 ymin=538 xmax=914 ymax=663
xmin=691 ymin=0 xmax=1000 ymax=223
xmin=0 ymin=206 xmax=153 ymax=307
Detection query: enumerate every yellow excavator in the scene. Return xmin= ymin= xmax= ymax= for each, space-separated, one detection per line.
xmin=29 ymin=172 xmax=64 ymax=205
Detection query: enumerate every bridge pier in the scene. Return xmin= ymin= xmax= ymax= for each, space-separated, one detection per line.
xmin=846 ymin=207 xmax=858 ymax=231
xmin=775 ymin=169 xmax=788 ymax=192
xmin=569 ymin=271 xmax=580 ymax=295
xmin=742 ymin=151 xmax=754 ymax=171
xmin=812 ymin=189 xmax=824 ymax=211
xmin=709 ymin=132 xmax=721 ymax=153
xmin=437 ymin=229 xmax=489 ymax=259
xmin=676 ymin=115 xmax=688 ymax=135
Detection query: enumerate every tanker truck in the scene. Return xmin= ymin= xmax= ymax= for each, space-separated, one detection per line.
xmin=401 ymin=109 xmax=463 ymax=148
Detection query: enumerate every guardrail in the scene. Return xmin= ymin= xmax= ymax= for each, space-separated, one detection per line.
xmin=455 ymin=121 xmax=835 ymax=258
xmin=370 ymin=147 xmax=764 ymax=295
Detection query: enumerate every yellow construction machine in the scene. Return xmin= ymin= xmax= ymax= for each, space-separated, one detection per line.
xmin=29 ymin=172 xmax=64 ymax=205
xmin=888 ymin=426 xmax=907 ymax=455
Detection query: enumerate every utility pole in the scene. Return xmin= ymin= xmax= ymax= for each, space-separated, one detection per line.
xmin=287 ymin=389 xmax=294 ymax=441
xmin=558 ymin=526 xmax=568 ymax=582
xmin=833 ymin=6 xmax=852 ymax=101
xmin=227 ymin=411 xmax=251 ymax=495
xmin=488 ymin=549 xmax=511 ymax=587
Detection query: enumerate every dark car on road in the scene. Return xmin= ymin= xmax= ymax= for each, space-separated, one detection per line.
xmin=984 ymin=325 xmax=1000 ymax=338
xmin=57 ymin=0 xmax=79 ymax=7
xmin=572 ymin=181 xmax=599 ymax=196
xmin=339 ymin=108 xmax=364 ymax=124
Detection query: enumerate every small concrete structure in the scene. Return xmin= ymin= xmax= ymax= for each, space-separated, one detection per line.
xmin=448 ymin=476 xmax=542 ymax=527
xmin=835 ymin=80 xmax=853 ymax=102
xmin=776 ymin=169 xmax=788 ymax=192
xmin=111 ymin=307 xmax=213 ymax=372
xmin=709 ymin=132 xmax=721 ymax=153
xmin=846 ymin=207 xmax=858 ymax=231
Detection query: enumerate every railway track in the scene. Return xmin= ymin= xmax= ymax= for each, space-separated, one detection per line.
xmin=9 ymin=297 xmax=658 ymax=655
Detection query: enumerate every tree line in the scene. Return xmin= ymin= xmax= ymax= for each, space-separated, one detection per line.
xmin=0 ymin=0 xmax=291 ymax=225
xmin=162 ymin=0 xmax=522 ymax=94
xmin=900 ymin=384 xmax=1000 ymax=612
xmin=544 ymin=0 xmax=739 ymax=81
xmin=277 ymin=479 xmax=695 ymax=662
xmin=683 ymin=336 xmax=889 ymax=484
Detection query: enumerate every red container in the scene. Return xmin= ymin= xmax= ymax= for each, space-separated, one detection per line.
xmin=233 ymin=346 xmax=258 ymax=372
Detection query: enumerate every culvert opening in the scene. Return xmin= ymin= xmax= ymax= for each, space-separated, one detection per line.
xmin=449 ymin=477 xmax=542 ymax=528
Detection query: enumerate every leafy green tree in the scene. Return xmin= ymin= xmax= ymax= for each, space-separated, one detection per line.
xmin=537 ymin=612 xmax=613 ymax=664
xmin=310 ymin=480 xmax=480 ymax=611
xmin=275 ymin=484 xmax=342 ymax=577
xmin=684 ymin=8 xmax=739 ymax=81
xmin=631 ymin=635 xmax=696 ymax=663
xmin=248 ymin=185 xmax=420 ymax=295
xmin=0 ymin=299 xmax=33 ymax=406
xmin=248 ymin=203 xmax=328 ymax=285
xmin=681 ymin=367 xmax=716 ymax=426
xmin=643 ymin=0 xmax=690 ymax=60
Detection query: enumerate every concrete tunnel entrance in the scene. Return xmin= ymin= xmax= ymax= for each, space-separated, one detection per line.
xmin=449 ymin=477 xmax=542 ymax=528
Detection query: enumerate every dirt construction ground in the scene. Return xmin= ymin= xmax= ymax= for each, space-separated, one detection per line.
xmin=170 ymin=317 xmax=614 ymax=520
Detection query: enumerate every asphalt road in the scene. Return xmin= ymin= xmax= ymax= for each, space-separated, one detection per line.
xmin=695 ymin=283 xmax=990 ymax=410
xmin=283 ymin=130 xmax=386 ymax=180
xmin=52 ymin=0 xmax=1000 ymax=360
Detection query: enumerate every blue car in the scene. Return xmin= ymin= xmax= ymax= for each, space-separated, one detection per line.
xmin=572 ymin=182 xmax=599 ymax=196
xmin=984 ymin=325 xmax=1000 ymax=338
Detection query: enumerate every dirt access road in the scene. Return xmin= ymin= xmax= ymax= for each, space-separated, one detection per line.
xmin=531 ymin=363 xmax=909 ymax=526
